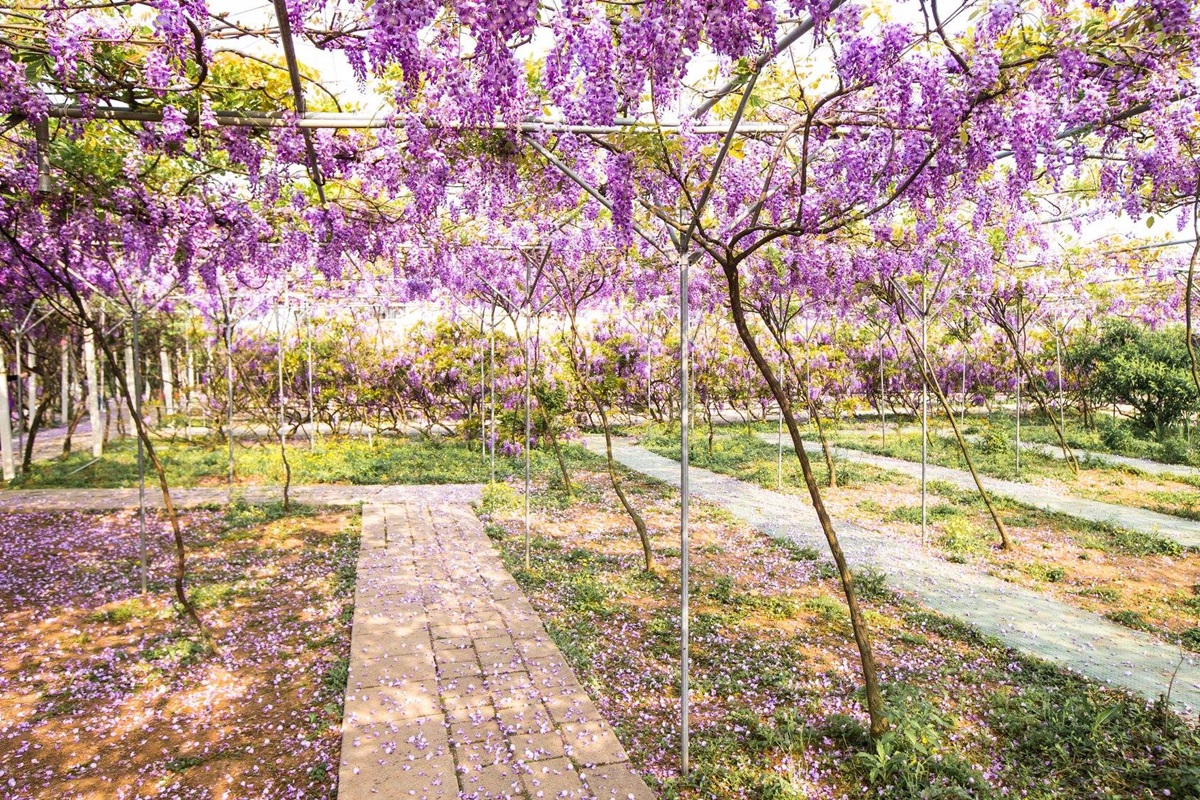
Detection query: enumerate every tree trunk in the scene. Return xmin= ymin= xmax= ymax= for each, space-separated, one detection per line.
xmin=540 ymin=404 xmax=573 ymax=498
xmin=991 ymin=311 xmax=1079 ymax=474
xmin=723 ymin=264 xmax=887 ymax=739
xmin=903 ymin=327 xmax=1013 ymax=550
xmin=564 ymin=315 xmax=654 ymax=572
xmin=62 ymin=400 xmax=86 ymax=456
xmin=21 ymin=392 xmax=54 ymax=472
xmin=91 ymin=318 xmax=218 ymax=652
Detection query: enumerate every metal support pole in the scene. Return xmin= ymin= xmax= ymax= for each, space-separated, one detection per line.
xmin=277 ymin=299 xmax=287 ymax=465
xmin=489 ymin=323 xmax=496 ymax=484
xmin=226 ymin=320 xmax=235 ymax=489
xmin=132 ymin=312 xmax=147 ymax=595
xmin=920 ymin=285 xmax=928 ymax=550
xmin=880 ymin=331 xmax=886 ymax=446
xmin=961 ymin=347 xmax=968 ymax=424
xmin=646 ymin=338 xmax=652 ymax=423
xmin=306 ymin=310 xmax=315 ymax=449
xmin=480 ymin=319 xmax=487 ymax=455
xmin=15 ymin=335 xmax=24 ymax=471
xmin=27 ymin=350 xmax=37 ymax=437
xmin=776 ymin=351 xmax=784 ymax=491
xmin=83 ymin=331 xmax=102 ymax=458
xmin=1056 ymin=334 xmax=1065 ymax=436
xmin=160 ymin=347 xmax=175 ymax=416
xmin=524 ymin=259 xmax=533 ymax=570
xmin=0 ymin=344 xmax=14 ymax=481
xmin=123 ymin=337 xmax=136 ymax=436
xmin=678 ymin=248 xmax=691 ymax=777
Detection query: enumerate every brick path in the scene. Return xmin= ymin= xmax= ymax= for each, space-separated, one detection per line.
xmin=0 ymin=484 xmax=653 ymax=798
xmin=340 ymin=501 xmax=653 ymax=800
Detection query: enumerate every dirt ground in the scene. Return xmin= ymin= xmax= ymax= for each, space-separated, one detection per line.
xmin=0 ymin=507 xmax=356 ymax=799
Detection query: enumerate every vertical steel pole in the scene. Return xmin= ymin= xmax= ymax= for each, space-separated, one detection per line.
xmin=132 ymin=311 xmax=147 ymax=595
xmin=226 ymin=318 xmax=235 ymax=489
xmin=920 ymin=284 xmax=928 ymax=550
xmin=307 ymin=308 xmax=315 ymax=450
xmin=880 ymin=330 xmax=886 ymax=446
xmin=678 ymin=248 xmax=690 ymax=777
xmin=489 ymin=318 xmax=496 ymax=483
xmin=26 ymin=349 xmax=37 ymax=443
xmin=475 ymin=319 xmax=480 ymax=455
xmin=524 ymin=272 xmax=532 ymax=570
xmin=84 ymin=329 xmax=102 ymax=457
xmin=961 ymin=346 xmax=968 ymax=424
xmin=277 ymin=298 xmax=287 ymax=463
xmin=1056 ymin=333 xmax=1065 ymax=437
xmin=776 ymin=351 xmax=784 ymax=491
xmin=60 ymin=339 xmax=69 ymax=426
xmin=646 ymin=337 xmax=652 ymax=423
xmin=15 ymin=335 xmax=24 ymax=472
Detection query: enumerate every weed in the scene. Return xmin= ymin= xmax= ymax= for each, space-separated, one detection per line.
xmin=86 ymin=598 xmax=151 ymax=625
xmin=1104 ymin=609 xmax=1155 ymax=632
xmin=936 ymin=517 xmax=988 ymax=558
xmin=852 ymin=567 xmax=892 ymax=603
xmin=479 ymin=481 xmax=521 ymax=514
xmin=322 ymin=657 xmax=349 ymax=696
xmin=1076 ymin=586 xmax=1120 ymax=603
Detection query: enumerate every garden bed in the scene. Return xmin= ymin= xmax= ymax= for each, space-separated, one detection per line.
xmin=639 ymin=428 xmax=1200 ymax=652
xmin=0 ymin=504 xmax=357 ymax=798
xmin=480 ymin=465 xmax=1200 ymax=799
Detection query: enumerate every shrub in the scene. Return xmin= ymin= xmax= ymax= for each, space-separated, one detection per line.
xmin=1104 ymin=609 xmax=1154 ymax=632
xmin=852 ymin=566 xmax=892 ymax=603
xmin=479 ymin=481 xmax=521 ymax=514
xmin=937 ymin=517 xmax=988 ymax=558
xmin=1098 ymin=418 xmax=1136 ymax=454
xmin=977 ymin=424 xmax=1010 ymax=455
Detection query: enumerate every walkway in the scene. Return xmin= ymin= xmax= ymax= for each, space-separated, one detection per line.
xmin=0 ymin=484 xmax=654 ymax=798
xmin=342 ymin=498 xmax=652 ymax=799
xmin=756 ymin=433 xmax=1200 ymax=549
xmin=593 ymin=437 xmax=1200 ymax=716
xmin=1014 ymin=438 xmax=1200 ymax=481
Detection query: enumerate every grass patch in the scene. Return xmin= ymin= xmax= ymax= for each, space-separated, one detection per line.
xmin=11 ymin=434 xmax=607 ymax=490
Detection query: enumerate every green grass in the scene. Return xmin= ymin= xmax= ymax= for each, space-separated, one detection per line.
xmin=638 ymin=426 xmax=902 ymax=491
xmin=9 ymin=434 xmax=607 ymax=490
xmin=833 ymin=427 xmax=1074 ymax=483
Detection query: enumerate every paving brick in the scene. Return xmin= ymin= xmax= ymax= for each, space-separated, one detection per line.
xmin=521 ymin=757 xmax=587 ymax=799
xmin=459 ymin=761 xmax=526 ymax=800
xmin=560 ymin=719 xmax=627 ymax=766
xmin=475 ymin=633 xmax=515 ymax=653
xmin=508 ymin=729 xmax=567 ymax=763
xmin=581 ymin=761 xmax=656 ymax=800
xmin=332 ymin=497 xmax=650 ymax=799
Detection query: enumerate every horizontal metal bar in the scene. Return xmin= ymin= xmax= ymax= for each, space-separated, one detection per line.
xmin=39 ymin=105 xmax=792 ymax=133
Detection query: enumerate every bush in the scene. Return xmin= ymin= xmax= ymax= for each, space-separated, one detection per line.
xmin=1098 ymin=418 xmax=1136 ymax=454
xmin=852 ymin=566 xmax=892 ymax=603
xmin=977 ymin=424 xmax=1010 ymax=455
xmin=937 ymin=517 xmax=988 ymax=558
xmin=479 ymin=481 xmax=521 ymax=514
